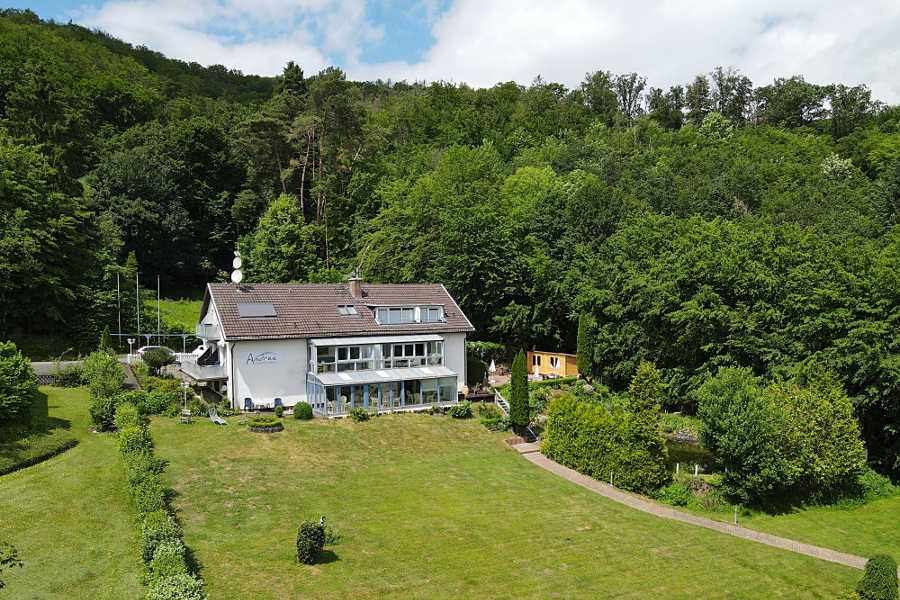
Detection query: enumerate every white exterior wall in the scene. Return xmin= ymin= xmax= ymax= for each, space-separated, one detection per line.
xmin=227 ymin=338 xmax=308 ymax=409
xmin=442 ymin=333 xmax=467 ymax=391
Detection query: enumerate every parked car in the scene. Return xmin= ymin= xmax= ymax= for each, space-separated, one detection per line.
xmin=135 ymin=345 xmax=176 ymax=356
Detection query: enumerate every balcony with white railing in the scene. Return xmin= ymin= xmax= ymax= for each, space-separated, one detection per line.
xmin=180 ymin=356 xmax=226 ymax=381
xmin=195 ymin=322 xmax=220 ymax=340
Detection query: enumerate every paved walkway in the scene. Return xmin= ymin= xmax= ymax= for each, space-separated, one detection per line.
xmin=518 ymin=447 xmax=886 ymax=573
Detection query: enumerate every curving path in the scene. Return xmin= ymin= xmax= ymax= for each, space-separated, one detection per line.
xmin=516 ymin=443 xmax=898 ymax=575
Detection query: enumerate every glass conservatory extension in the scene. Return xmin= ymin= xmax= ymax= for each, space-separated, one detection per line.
xmin=305 ymin=335 xmax=459 ymax=416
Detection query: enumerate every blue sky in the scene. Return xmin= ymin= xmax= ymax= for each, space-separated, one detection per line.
xmin=11 ymin=1 xmax=900 ymax=102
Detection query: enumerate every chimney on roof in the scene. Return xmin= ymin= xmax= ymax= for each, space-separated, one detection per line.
xmin=348 ymin=272 xmax=363 ymax=298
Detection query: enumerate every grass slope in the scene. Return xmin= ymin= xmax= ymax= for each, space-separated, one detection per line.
xmin=153 ymin=413 xmax=858 ymax=599
xmin=681 ymin=497 xmax=900 ymax=561
xmin=155 ymin=298 xmax=203 ymax=333
xmin=0 ymin=387 xmax=143 ymax=599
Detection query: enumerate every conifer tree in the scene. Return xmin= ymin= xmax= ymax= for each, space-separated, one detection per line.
xmin=99 ymin=325 xmax=113 ymax=353
xmin=508 ymin=349 xmax=530 ymax=433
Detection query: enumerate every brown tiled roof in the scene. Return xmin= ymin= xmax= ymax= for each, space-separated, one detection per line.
xmin=204 ymin=282 xmax=475 ymax=341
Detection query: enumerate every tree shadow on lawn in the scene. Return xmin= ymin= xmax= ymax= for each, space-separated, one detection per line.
xmin=317 ymin=550 xmax=339 ymax=564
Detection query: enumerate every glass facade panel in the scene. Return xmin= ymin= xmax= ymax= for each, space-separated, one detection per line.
xmin=439 ymin=377 xmax=456 ymax=403
xmin=422 ymin=378 xmax=438 ymax=405
xmin=404 ymin=379 xmax=421 ymax=406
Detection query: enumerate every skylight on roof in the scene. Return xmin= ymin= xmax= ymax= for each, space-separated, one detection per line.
xmin=237 ymin=303 xmax=277 ymax=318
xmin=337 ymin=304 xmax=358 ymax=315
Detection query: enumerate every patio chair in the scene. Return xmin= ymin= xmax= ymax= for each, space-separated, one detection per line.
xmin=243 ymin=397 xmax=253 ymax=412
xmin=179 ymin=409 xmax=192 ymax=424
xmin=208 ymin=405 xmax=228 ymax=426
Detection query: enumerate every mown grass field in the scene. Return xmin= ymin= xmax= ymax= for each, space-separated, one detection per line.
xmin=0 ymin=387 xmax=143 ymax=599
xmin=680 ymin=494 xmax=900 ymax=560
xmin=153 ymin=412 xmax=861 ymax=599
xmin=155 ymin=298 xmax=203 ymax=332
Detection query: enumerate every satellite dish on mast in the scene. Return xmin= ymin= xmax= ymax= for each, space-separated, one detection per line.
xmin=231 ymin=248 xmax=244 ymax=284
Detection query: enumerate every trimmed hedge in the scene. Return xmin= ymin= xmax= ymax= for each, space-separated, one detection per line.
xmin=296 ymin=520 xmax=326 ymax=564
xmin=857 ymin=554 xmax=898 ymax=600
xmin=148 ymin=540 xmax=189 ymax=584
xmin=141 ymin=510 xmax=183 ymax=563
xmin=114 ymin=402 xmax=144 ymax=430
xmin=542 ymin=395 xmax=669 ymax=494
xmin=115 ymin=415 xmax=205 ymax=599
xmin=293 ymin=402 xmax=313 ymax=420
xmin=247 ymin=416 xmax=283 ymax=432
xmin=146 ymin=574 xmax=207 ymax=600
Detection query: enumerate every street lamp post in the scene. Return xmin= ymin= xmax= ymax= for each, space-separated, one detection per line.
xmin=182 ymin=381 xmax=190 ymax=410
xmin=127 ymin=338 xmax=135 ymax=363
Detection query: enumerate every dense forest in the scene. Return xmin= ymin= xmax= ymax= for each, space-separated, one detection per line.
xmin=0 ymin=8 xmax=898 ymax=476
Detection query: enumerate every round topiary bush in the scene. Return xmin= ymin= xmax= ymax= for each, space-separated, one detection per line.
xmin=247 ymin=415 xmax=283 ymax=433
xmin=293 ymin=402 xmax=313 ymax=420
xmin=296 ymin=520 xmax=325 ymax=564
xmin=857 ymin=554 xmax=898 ymax=600
xmin=274 ymin=405 xmax=283 ymax=418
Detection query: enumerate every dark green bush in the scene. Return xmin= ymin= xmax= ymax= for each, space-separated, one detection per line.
xmin=653 ymin=480 xmax=693 ymax=507
xmin=274 ymin=405 xmax=283 ymax=418
xmin=83 ymin=351 xmax=123 ymax=401
xmin=148 ymin=540 xmax=188 ymax=584
xmin=857 ymin=554 xmax=898 ymax=600
xmin=296 ymin=520 xmax=325 ymax=564
xmin=142 ymin=348 xmax=175 ymax=375
xmin=542 ymin=393 xmax=669 ymax=494
xmin=188 ymin=397 xmax=207 ymax=418
xmin=146 ymin=573 xmax=207 ymax=600
xmin=349 ymin=407 xmax=369 ymax=422
xmin=142 ymin=391 xmax=173 ymax=415
xmin=141 ymin=510 xmax=183 ymax=563
xmin=114 ymin=402 xmax=143 ymax=430
xmin=90 ymin=394 xmax=122 ymax=431
xmin=294 ymin=402 xmax=312 ymax=420
xmin=449 ymin=402 xmax=472 ymax=418
xmin=0 ymin=341 xmax=39 ymax=426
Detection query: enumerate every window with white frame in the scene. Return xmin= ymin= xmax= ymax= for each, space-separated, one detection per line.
xmin=374 ymin=305 xmax=444 ymax=325
xmin=316 ymin=340 xmax=443 ymax=373
xmin=549 ymin=356 xmax=560 ymax=369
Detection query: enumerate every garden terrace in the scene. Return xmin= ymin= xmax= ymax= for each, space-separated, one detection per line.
xmin=151 ymin=411 xmax=862 ymax=599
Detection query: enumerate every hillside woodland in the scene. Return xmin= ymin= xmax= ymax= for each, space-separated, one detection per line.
xmin=1 ymin=9 xmax=898 ymax=477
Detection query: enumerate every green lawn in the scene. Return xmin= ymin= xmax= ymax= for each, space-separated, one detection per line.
xmin=0 ymin=390 xmax=78 ymax=476
xmin=680 ymin=494 xmax=900 ymax=560
xmin=0 ymin=387 xmax=144 ymax=599
xmin=153 ymin=413 xmax=860 ymax=599
xmin=155 ymin=298 xmax=203 ymax=332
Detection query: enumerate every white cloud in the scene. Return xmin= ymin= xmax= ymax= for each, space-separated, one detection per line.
xmin=76 ymin=0 xmax=900 ymax=103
